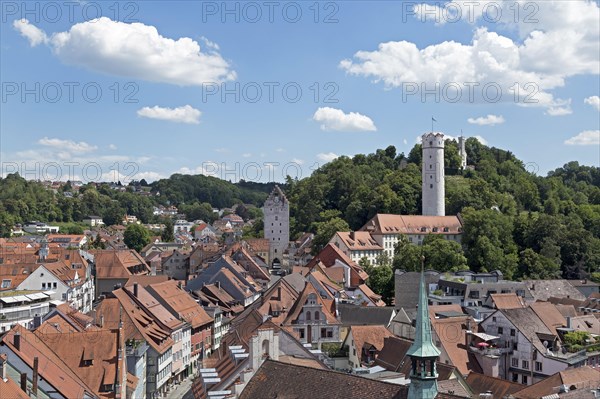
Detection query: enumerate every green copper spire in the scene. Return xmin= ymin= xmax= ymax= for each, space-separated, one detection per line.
xmin=407 ymin=257 xmax=440 ymax=399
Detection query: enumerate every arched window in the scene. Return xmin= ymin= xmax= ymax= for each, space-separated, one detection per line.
xmin=306 ymin=311 xmax=311 ymax=321
xmin=315 ymin=311 xmax=320 ymax=321
xmin=262 ymin=339 xmax=269 ymax=357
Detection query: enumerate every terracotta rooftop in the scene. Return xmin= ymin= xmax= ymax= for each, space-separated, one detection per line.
xmin=1 ymin=325 xmax=98 ymax=399
xmin=348 ymin=325 xmax=394 ymax=360
xmin=334 ymin=231 xmax=383 ymax=250
xmin=239 ymin=359 xmax=407 ymax=399
xmin=513 ymin=366 xmax=600 ymax=399
xmin=360 ymin=214 xmax=462 ymax=235
xmin=490 ymin=293 xmax=526 ymax=309
xmin=465 ymin=372 xmax=523 ymax=398
xmin=147 ymin=280 xmax=213 ymax=328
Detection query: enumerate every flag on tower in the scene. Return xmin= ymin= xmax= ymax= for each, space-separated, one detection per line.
xmin=432 ymin=117 xmax=437 ymax=122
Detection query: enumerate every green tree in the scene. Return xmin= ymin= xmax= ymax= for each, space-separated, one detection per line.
xmin=364 ymin=264 xmax=394 ymax=304
xmin=516 ymin=248 xmax=561 ymax=280
xmin=311 ymin=216 xmax=350 ymax=255
xmin=124 ymin=224 xmax=151 ymax=253
xmin=422 ymin=235 xmax=469 ymax=272
xmin=161 ymin=219 xmax=175 ymax=242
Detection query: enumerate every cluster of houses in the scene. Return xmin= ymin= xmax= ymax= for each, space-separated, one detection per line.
xmin=2 ymin=221 xmax=600 ymax=399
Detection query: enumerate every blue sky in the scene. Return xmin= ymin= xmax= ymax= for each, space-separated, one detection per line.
xmin=1 ymin=0 xmax=599 ymax=183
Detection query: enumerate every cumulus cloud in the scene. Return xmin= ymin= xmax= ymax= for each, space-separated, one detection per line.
xmin=291 ymin=158 xmax=304 ymax=165
xmin=38 ymin=137 xmax=97 ymax=153
xmin=341 ymin=1 xmax=599 ymax=111
xmin=14 ymin=17 xmax=235 ymax=86
xmin=312 ymin=107 xmax=377 ymax=132
xmin=546 ymin=106 xmax=573 ymax=116
xmin=584 ymin=96 xmax=600 ymax=111
xmin=474 ymin=135 xmax=488 ymax=145
xmin=137 ymin=105 xmax=201 ymax=124
xmin=565 ymin=130 xmax=600 ymax=146
xmin=108 ymin=144 xmax=118 ymax=150
xmin=317 ymin=152 xmax=339 ymax=163
xmin=13 ymin=19 xmax=48 ymax=46
xmin=467 ymin=114 xmax=505 ymax=126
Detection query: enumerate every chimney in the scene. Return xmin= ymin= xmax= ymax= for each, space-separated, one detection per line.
xmin=133 ymin=282 xmax=139 ymax=298
xmin=100 ymin=315 xmax=104 ymax=328
xmin=14 ymin=332 xmax=21 ymax=351
xmin=32 ymin=357 xmax=38 ymax=396
xmin=567 ymin=316 xmax=572 ymax=329
xmin=350 ymin=231 xmax=355 ymax=240
xmin=277 ymin=286 xmax=282 ymax=301
xmin=216 ymin=281 xmax=221 ymax=290
xmin=178 ymin=281 xmax=183 ymax=290
xmin=20 ymin=372 xmax=27 ymax=393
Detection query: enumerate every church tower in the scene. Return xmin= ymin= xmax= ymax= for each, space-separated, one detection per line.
xmin=458 ymin=135 xmax=467 ymax=169
xmin=263 ymin=185 xmax=289 ymax=268
xmin=422 ymin=132 xmax=445 ymax=216
xmin=406 ymin=261 xmax=441 ymax=399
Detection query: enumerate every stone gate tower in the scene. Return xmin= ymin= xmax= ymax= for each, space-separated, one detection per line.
xmin=263 ymin=185 xmax=290 ymax=268
xmin=422 ymin=132 xmax=445 ymax=216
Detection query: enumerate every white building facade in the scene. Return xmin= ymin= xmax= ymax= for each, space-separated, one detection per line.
xmin=422 ymin=132 xmax=445 ymax=217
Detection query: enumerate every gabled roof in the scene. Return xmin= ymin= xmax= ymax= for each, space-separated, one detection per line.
xmin=360 ymin=214 xmax=462 ymax=235
xmin=146 ymin=280 xmax=213 ymax=328
xmin=347 ymin=325 xmax=394 ymax=357
xmin=334 ymin=231 xmax=383 ymax=250
xmin=489 ymin=293 xmax=526 ymax=309
xmin=1 ymin=325 xmax=98 ymax=399
xmin=239 ymin=359 xmax=407 ymax=399
xmin=529 ymin=302 xmax=567 ymax=335
xmin=338 ymin=303 xmax=395 ymax=326
xmin=101 ymin=291 xmax=174 ymax=354
xmin=94 ymin=250 xmax=150 ymax=279
xmin=34 ymin=323 xmax=124 ymax=399
xmin=465 ymin=372 xmax=523 ymax=398
xmin=256 ymin=278 xmax=301 ymax=325
xmin=431 ymin=315 xmax=481 ymax=375
xmin=306 ymin=244 xmax=368 ymax=286
xmin=374 ymin=335 xmax=413 ymax=371
xmin=525 ymin=279 xmax=586 ymax=301
xmin=283 ymin=282 xmax=340 ymax=327
xmin=513 ymin=366 xmax=600 ymax=399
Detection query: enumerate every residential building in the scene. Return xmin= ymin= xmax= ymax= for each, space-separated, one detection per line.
xmin=358 ymin=213 xmax=462 ymax=258
xmin=146 ymin=280 xmax=214 ymax=370
xmin=480 ymin=307 xmax=587 ymax=385
xmin=0 ymin=290 xmax=52 ymax=333
xmin=343 ymin=325 xmax=394 ymax=368
xmin=83 ymin=216 xmax=105 ymax=227
xmin=22 ymin=222 xmax=59 ymax=234
xmin=330 ymin=231 xmax=383 ymax=265
xmin=93 ymin=249 xmax=151 ymax=298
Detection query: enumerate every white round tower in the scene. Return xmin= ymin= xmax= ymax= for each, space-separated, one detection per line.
xmin=422 ymin=132 xmax=445 ymax=216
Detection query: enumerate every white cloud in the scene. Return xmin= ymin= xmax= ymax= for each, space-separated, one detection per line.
xmin=341 ymin=1 xmax=599 ymax=111
xmin=38 ymin=137 xmax=97 ymax=153
xmin=13 ymin=19 xmax=48 ymax=46
xmin=403 ymin=139 xmax=408 ymax=145
xmin=546 ymin=106 xmax=572 ymax=116
xmin=467 ymin=114 xmax=505 ymax=126
xmin=565 ymin=130 xmax=600 ymax=146
xmin=584 ymin=96 xmax=600 ymax=111
xmin=213 ymin=148 xmax=229 ymax=153
xmin=275 ymin=148 xmax=285 ymax=152
xmin=108 ymin=144 xmax=117 ymax=150
xmin=474 ymin=135 xmax=488 ymax=145
xmin=14 ymin=17 xmax=235 ymax=86
xmin=242 ymin=153 xmax=252 ymax=158
xmin=312 ymin=107 xmax=377 ymax=132
xmin=200 ymin=36 xmax=220 ymax=51
xmin=290 ymin=158 xmax=304 ymax=165
xmin=137 ymin=105 xmax=201 ymax=124
xmin=317 ymin=152 xmax=339 ymax=163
